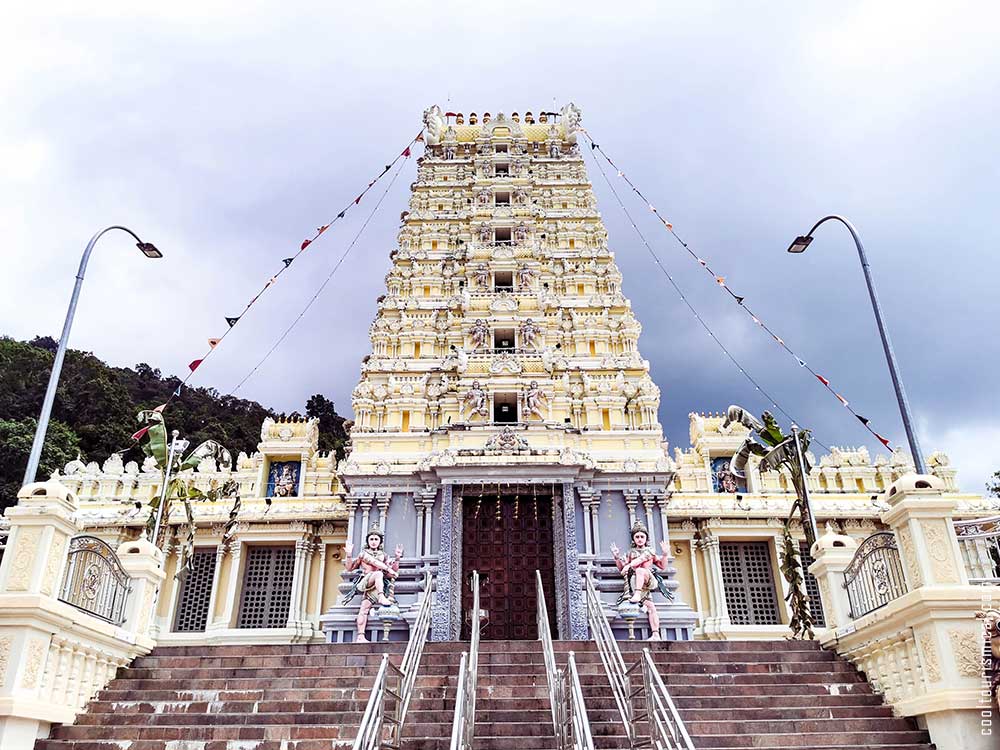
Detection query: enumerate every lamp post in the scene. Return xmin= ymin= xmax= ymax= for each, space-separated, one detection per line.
xmin=787 ymin=215 xmax=926 ymax=474
xmin=22 ymin=226 xmax=162 ymax=486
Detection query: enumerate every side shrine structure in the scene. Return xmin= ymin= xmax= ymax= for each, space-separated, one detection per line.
xmin=22 ymin=105 xmax=995 ymax=646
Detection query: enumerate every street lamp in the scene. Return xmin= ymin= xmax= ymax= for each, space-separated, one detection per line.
xmin=22 ymin=226 xmax=162 ymax=486
xmin=786 ymin=215 xmax=926 ymax=474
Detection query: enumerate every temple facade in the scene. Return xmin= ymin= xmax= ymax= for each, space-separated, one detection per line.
xmin=43 ymin=105 xmax=996 ymax=646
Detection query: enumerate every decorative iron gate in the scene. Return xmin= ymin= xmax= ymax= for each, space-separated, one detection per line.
xmin=719 ymin=541 xmax=781 ymax=625
xmin=173 ymin=548 xmax=218 ymax=632
xmin=237 ymin=546 xmax=295 ymax=629
xmin=798 ymin=540 xmax=826 ymax=628
xmin=843 ymin=531 xmax=907 ymax=618
xmin=60 ymin=535 xmax=131 ymax=624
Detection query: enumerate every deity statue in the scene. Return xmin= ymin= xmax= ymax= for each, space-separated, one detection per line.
xmin=477 ymin=189 xmax=490 ymax=205
xmin=343 ymin=526 xmax=403 ymax=643
xmin=513 ymin=188 xmax=528 ymax=205
xmin=523 ymin=381 xmax=547 ymax=420
xmin=513 ymin=222 xmax=528 ymax=244
xmin=548 ymin=140 xmax=561 ymax=159
xmin=474 ymin=263 xmax=490 ymax=288
xmin=519 ymin=318 xmax=542 ymax=350
xmin=516 ymin=264 xmax=536 ymax=289
xmin=610 ymin=521 xmax=673 ymax=639
xmin=443 ymin=143 xmax=456 ymax=160
xmin=470 ymin=318 xmax=490 ymax=349
xmin=463 ymin=380 xmax=489 ymax=420
xmin=478 ymin=223 xmax=492 ymax=243
xmin=445 ymin=345 xmax=469 ymax=373
xmin=272 ymin=464 xmax=297 ymax=497
xmin=541 ymin=343 xmax=564 ymax=373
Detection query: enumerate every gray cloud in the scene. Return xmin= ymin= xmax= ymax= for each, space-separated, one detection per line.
xmin=3 ymin=2 xmax=997 ymax=491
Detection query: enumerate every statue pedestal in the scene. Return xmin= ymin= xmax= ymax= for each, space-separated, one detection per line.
xmin=616 ymin=602 xmax=643 ymax=640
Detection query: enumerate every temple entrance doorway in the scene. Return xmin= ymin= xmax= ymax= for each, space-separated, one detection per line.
xmin=461 ymin=487 xmax=558 ymax=640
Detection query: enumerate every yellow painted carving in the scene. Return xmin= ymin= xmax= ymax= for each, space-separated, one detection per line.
xmin=918 ymin=633 xmax=941 ymax=682
xmin=7 ymin=527 xmax=43 ymax=591
xmin=920 ymin=520 xmax=959 ymax=583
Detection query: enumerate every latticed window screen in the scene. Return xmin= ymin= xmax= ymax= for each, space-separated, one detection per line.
xmin=173 ymin=548 xmax=218 ymax=632
xmin=237 ymin=546 xmax=295 ymax=629
xmin=798 ymin=540 xmax=827 ymax=627
xmin=720 ymin=542 xmax=781 ymax=625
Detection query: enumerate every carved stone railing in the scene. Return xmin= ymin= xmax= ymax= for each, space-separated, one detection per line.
xmin=842 ymin=531 xmax=908 ymax=619
xmin=0 ymin=482 xmax=164 ymax=750
xmin=954 ymin=515 xmax=1000 ymax=585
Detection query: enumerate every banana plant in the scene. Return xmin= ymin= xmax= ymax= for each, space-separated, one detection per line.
xmin=135 ymin=409 xmax=241 ymax=579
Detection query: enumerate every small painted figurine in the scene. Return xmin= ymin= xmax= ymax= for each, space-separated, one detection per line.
xmin=343 ymin=526 xmax=403 ymax=643
xmin=610 ymin=521 xmax=673 ymax=639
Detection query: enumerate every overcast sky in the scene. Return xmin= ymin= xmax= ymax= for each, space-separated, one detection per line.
xmin=3 ymin=2 xmax=997 ymax=493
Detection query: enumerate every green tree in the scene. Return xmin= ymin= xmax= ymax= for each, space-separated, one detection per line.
xmin=0 ymin=417 xmax=80 ymax=510
xmin=988 ymin=470 xmax=1000 ymax=498
xmin=306 ymin=393 xmax=348 ymax=458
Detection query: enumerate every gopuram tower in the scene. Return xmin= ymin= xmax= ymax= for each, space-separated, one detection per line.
xmin=321 ymin=105 xmax=698 ymax=641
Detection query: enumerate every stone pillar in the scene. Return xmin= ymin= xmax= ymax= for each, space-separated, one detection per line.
xmin=0 ymin=481 xmax=80 ymax=596
xmin=697 ymin=525 xmax=730 ymax=638
xmin=562 ymin=483 xmax=587 ymax=640
xmin=881 ymin=475 xmax=968 ymax=589
xmin=116 ymin=537 xmax=166 ymax=639
xmin=431 ymin=484 xmax=456 ymax=641
xmin=807 ymin=524 xmax=858 ymax=629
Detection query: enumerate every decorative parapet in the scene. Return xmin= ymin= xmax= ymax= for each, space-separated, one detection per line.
xmin=0 ymin=482 xmax=162 ymax=750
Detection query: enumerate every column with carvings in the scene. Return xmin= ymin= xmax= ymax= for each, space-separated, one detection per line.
xmin=697 ymin=523 xmax=730 ymax=638
xmin=431 ymin=484 xmax=457 ymax=640
xmin=562 ymin=483 xmax=587 ymax=640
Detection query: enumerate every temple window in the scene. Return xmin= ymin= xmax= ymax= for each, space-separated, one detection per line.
xmin=493 ymin=327 xmax=515 ymax=350
xmin=494 ymin=227 xmax=512 ymax=245
xmin=495 ymin=143 xmax=508 ymax=154
xmin=401 ymin=411 xmax=411 ymax=432
xmin=495 ymin=191 xmax=511 ymax=205
xmin=493 ymin=392 xmax=518 ymax=423
xmin=495 ymin=162 xmax=510 ymax=177
xmin=494 ymin=270 xmax=513 ymax=291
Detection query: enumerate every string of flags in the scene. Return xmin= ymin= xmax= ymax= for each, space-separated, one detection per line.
xmin=229 ymin=153 xmax=411 ymax=395
xmin=583 ymin=143 xmax=832 ymax=454
xmin=147 ymin=132 xmax=422 ymax=418
xmin=581 ymin=128 xmax=896 ymax=453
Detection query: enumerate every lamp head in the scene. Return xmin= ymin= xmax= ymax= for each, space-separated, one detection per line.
xmin=787 ymin=235 xmax=813 ymax=254
xmin=137 ymin=242 xmax=163 ymax=259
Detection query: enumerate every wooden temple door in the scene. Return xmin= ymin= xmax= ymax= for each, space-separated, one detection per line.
xmin=461 ymin=491 xmax=558 ymax=640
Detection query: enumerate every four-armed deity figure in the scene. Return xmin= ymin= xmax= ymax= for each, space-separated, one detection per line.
xmin=463 ymin=380 xmax=489 ymax=420
xmin=523 ymin=381 xmax=547 ymax=420
xmin=470 ymin=318 xmax=490 ymax=349
xmin=611 ymin=521 xmax=673 ymax=639
xmin=473 ymin=263 xmax=490 ymax=288
xmin=516 ymin=264 xmax=536 ymax=290
xmin=519 ymin=318 xmax=542 ymax=350
xmin=343 ymin=526 xmax=403 ymax=642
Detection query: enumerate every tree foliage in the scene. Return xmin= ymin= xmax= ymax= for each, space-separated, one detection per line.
xmin=0 ymin=337 xmax=347 ymax=510
xmin=989 ymin=470 xmax=1000 ymax=498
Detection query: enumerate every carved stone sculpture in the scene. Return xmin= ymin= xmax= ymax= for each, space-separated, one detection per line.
xmin=519 ymin=318 xmax=542 ymax=350
xmin=611 ymin=521 xmax=673 ymax=639
xmin=470 ymin=318 xmax=490 ymax=349
xmin=523 ymin=381 xmax=547 ymax=420
xmin=463 ymin=381 xmax=489 ymax=420
xmin=342 ymin=526 xmax=403 ymax=643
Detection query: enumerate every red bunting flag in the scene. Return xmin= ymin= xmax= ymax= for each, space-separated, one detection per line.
xmin=317 ymin=224 xmax=330 ymax=235
xmin=131 ymin=427 xmax=150 ymax=441
xmin=415 ymin=133 xmax=424 ymax=142
xmin=207 ymin=338 xmax=220 ymax=349
xmin=402 ymin=146 xmax=411 ymax=157
xmin=300 ymin=239 xmax=311 ymax=251
xmin=874 ymin=432 xmax=892 ymax=449
xmin=355 ymin=196 xmax=362 ymax=204
xmin=189 ymin=359 xmax=203 ymax=372
xmin=835 ymin=392 xmax=849 ymax=407
xmin=815 ymin=373 xmax=830 ymax=386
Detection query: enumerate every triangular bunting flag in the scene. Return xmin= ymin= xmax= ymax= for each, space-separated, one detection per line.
xmin=856 ymin=415 xmax=870 ymax=425
xmin=131 ymin=427 xmax=150 ymax=441
xmin=815 ymin=373 xmax=830 ymax=386
xmin=874 ymin=432 xmax=892 ymax=449
xmin=300 ymin=239 xmax=312 ymax=251
xmin=402 ymin=146 xmax=411 ymax=157
xmin=735 ymin=296 xmax=745 ymax=304
xmin=355 ymin=196 xmax=362 ymax=204
xmin=835 ymin=392 xmax=849 ymax=407
xmin=282 ymin=258 xmax=294 ymax=267
xmin=415 ymin=132 xmax=424 ymax=142
xmin=153 ymin=404 xmax=167 ymax=413
xmin=796 ymin=358 xmax=806 ymax=367
xmin=188 ymin=359 xmax=204 ymax=372
xmin=317 ymin=224 xmax=330 ymax=235
xmin=226 ymin=316 xmax=240 ymax=327
xmin=590 ymin=142 xmax=598 ymax=149
xmin=207 ymin=338 xmax=220 ymax=349
xmin=337 ymin=211 xmax=346 ymax=219
xmin=173 ymin=385 xmax=182 ymax=397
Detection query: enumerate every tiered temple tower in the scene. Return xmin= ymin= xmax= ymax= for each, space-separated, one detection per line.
xmin=323 ymin=105 xmax=697 ymax=641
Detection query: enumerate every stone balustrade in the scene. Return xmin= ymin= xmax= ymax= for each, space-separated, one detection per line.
xmin=0 ymin=481 xmax=164 ymax=750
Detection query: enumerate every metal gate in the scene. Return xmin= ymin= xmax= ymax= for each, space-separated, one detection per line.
xmin=719 ymin=541 xmax=781 ymax=625
xmin=60 ymin=535 xmax=130 ymax=624
xmin=798 ymin=540 xmax=826 ymax=628
xmin=173 ymin=548 xmax=218 ymax=632
xmin=237 ymin=546 xmax=295 ymax=629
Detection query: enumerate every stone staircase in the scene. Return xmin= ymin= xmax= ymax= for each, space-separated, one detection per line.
xmin=35 ymin=639 xmax=933 ymax=750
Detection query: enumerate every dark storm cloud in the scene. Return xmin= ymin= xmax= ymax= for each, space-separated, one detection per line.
xmin=3 ymin=2 xmax=997 ymax=491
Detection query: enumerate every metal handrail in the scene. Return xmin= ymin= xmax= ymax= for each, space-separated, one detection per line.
xmin=451 ymin=570 xmax=481 ymax=750
xmin=584 ymin=573 xmax=636 ymax=747
xmin=640 ymin=648 xmax=695 ymax=750
xmin=352 ymin=571 xmax=434 ymax=750
xmin=538 ymin=570 xmax=595 ymax=750
xmin=566 ymin=653 xmax=597 ymax=750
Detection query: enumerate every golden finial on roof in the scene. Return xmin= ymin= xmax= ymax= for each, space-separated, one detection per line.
xmin=512 ymin=112 xmax=520 ymax=122
xmin=469 ymin=112 xmax=478 ymax=124
xmin=456 ymin=113 xmax=464 ymax=124
xmin=525 ymin=111 xmax=535 ymax=123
